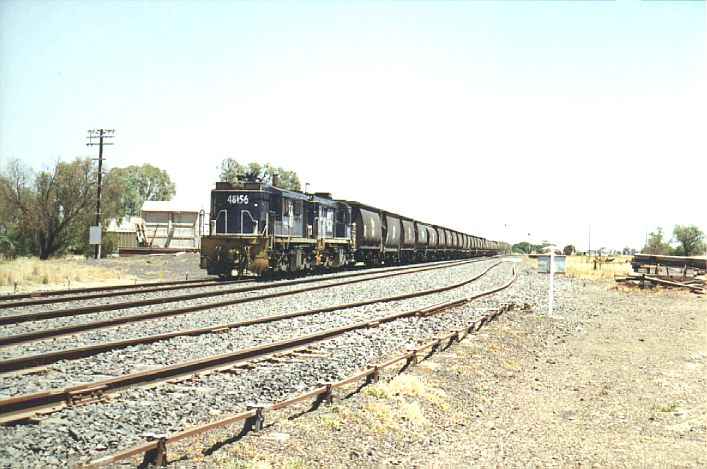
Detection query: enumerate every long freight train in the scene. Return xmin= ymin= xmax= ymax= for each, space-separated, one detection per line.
xmin=200 ymin=180 xmax=499 ymax=277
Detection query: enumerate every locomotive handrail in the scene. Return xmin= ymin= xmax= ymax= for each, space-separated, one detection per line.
xmin=240 ymin=210 xmax=258 ymax=234
xmin=213 ymin=210 xmax=228 ymax=234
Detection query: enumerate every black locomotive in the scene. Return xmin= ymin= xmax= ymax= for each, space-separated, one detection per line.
xmin=200 ymin=180 xmax=499 ymax=277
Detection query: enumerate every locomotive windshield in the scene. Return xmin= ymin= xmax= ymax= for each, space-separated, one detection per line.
xmin=211 ymin=190 xmax=266 ymax=235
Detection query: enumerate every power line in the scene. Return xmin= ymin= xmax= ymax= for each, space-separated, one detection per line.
xmin=86 ymin=129 xmax=115 ymax=259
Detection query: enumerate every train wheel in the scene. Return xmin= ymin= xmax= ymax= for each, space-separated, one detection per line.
xmin=236 ymin=257 xmax=247 ymax=279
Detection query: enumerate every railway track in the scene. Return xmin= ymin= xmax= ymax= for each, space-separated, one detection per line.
xmin=0 ymin=259 xmax=524 ymax=468
xmin=0 ymin=261 xmax=503 ymax=373
xmin=84 ymin=302 xmax=517 ymax=469
xmin=0 ymin=276 xmax=218 ymax=302
xmin=0 ymin=259 xmax=472 ymax=312
xmin=0 ymin=259 xmax=471 ymax=322
xmin=0 ymin=259 xmax=478 ymax=347
xmin=0 ymin=261 xmax=514 ymax=424
xmin=0 ymin=277 xmax=251 ymax=310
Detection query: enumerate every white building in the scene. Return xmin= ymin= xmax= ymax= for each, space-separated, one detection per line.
xmin=140 ymin=201 xmax=203 ymax=250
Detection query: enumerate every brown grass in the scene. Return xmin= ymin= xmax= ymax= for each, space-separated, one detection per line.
xmin=0 ymin=257 xmax=125 ymax=291
xmin=565 ymin=255 xmax=632 ymax=280
xmin=523 ymin=255 xmax=632 ymax=281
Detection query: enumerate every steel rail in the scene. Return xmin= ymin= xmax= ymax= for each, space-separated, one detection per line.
xmin=0 ymin=261 xmax=502 ymax=372
xmin=0 ymin=264 xmax=515 ymax=425
xmin=0 ymin=259 xmax=478 ymax=347
xmin=0 ymin=259 xmax=470 ymax=309
xmin=0 ymin=258 xmax=471 ymax=326
xmin=82 ymin=306 xmax=519 ymax=468
xmin=0 ymin=278 xmax=255 ymax=310
xmin=0 ymin=277 xmax=218 ymax=302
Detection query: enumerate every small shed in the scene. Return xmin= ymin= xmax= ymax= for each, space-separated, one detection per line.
xmin=106 ymin=216 xmax=143 ymax=249
xmin=141 ymin=201 xmax=202 ymax=250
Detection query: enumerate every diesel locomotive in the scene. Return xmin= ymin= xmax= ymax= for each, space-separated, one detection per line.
xmin=200 ymin=180 xmax=499 ymax=277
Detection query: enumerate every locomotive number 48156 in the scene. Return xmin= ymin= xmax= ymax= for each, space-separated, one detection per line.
xmin=226 ymin=194 xmax=249 ymax=205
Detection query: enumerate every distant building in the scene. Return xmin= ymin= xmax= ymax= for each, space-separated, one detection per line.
xmin=540 ymin=245 xmax=561 ymax=254
xmin=106 ymin=216 xmax=143 ymax=249
xmin=140 ymin=201 xmax=203 ymax=250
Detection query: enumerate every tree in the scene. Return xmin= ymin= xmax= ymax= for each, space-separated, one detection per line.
xmin=563 ymin=244 xmax=575 ymax=255
xmin=0 ymin=158 xmax=104 ymax=259
xmin=511 ymin=241 xmax=542 ymax=254
xmin=104 ymin=164 xmax=176 ymax=217
xmin=643 ymin=227 xmax=671 ymax=255
xmin=218 ymin=158 xmax=301 ymax=191
xmin=672 ymin=225 xmax=705 ymax=257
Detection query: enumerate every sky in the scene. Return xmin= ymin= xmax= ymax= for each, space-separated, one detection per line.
xmin=1 ymin=0 xmax=705 ymax=251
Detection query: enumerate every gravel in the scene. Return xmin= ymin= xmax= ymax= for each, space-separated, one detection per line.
xmin=0 ymin=260 xmax=473 ymax=338
xmin=0 ymin=260 xmax=505 ymax=394
xmin=166 ymin=265 xmax=705 ymax=469
xmin=0 ymin=260 xmax=487 ymax=361
xmin=0 ymin=257 xmax=536 ymax=468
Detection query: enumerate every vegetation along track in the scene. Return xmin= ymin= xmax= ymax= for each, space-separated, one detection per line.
xmin=0 ymin=261 xmax=515 ymax=424
xmin=0 ymin=259 xmax=479 ymax=347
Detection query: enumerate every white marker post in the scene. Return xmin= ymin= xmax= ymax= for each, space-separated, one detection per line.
xmin=549 ymin=250 xmax=555 ymax=315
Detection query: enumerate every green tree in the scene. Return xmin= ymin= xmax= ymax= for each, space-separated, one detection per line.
xmin=0 ymin=158 xmax=109 ymax=259
xmin=0 ymin=172 xmax=32 ymax=258
xmin=672 ymin=225 xmax=705 ymax=257
xmin=563 ymin=244 xmax=575 ymax=255
xmin=218 ymin=158 xmax=301 ymax=191
xmin=511 ymin=241 xmax=542 ymax=254
xmin=643 ymin=227 xmax=671 ymax=255
xmin=104 ymin=164 xmax=176 ymax=217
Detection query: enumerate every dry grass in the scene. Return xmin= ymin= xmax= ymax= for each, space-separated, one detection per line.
xmin=362 ymin=401 xmax=399 ymax=433
xmin=0 ymin=257 xmax=124 ymax=290
xmin=399 ymin=401 xmax=426 ymax=424
xmin=364 ymin=374 xmax=426 ymax=399
xmin=210 ymin=441 xmax=273 ymax=469
xmin=364 ymin=375 xmax=448 ymax=411
xmin=565 ymin=255 xmax=632 ymax=280
xmin=523 ymin=255 xmax=632 ymax=281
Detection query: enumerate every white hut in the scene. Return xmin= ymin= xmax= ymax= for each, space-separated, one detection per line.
xmin=140 ymin=201 xmax=202 ymax=250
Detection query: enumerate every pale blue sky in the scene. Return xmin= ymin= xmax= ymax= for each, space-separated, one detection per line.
xmin=1 ymin=0 xmax=705 ymax=250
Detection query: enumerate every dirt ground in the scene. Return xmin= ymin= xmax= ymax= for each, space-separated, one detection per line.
xmin=171 ymin=278 xmax=706 ymax=468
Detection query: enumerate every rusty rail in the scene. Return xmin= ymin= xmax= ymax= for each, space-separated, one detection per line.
xmin=0 ymin=261 xmax=502 ymax=372
xmin=81 ymin=301 xmax=516 ymax=468
xmin=0 ymin=259 xmax=472 ymax=326
xmin=0 ymin=264 xmax=515 ymax=424
xmin=0 ymin=277 xmax=218 ymax=302
xmin=0 ymin=259 xmax=478 ymax=348
xmin=0 ymin=259 xmax=471 ymax=310
xmin=0 ymin=278 xmax=250 ymax=310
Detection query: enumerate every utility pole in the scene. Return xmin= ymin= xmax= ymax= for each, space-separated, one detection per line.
xmin=87 ymin=129 xmax=115 ymax=259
